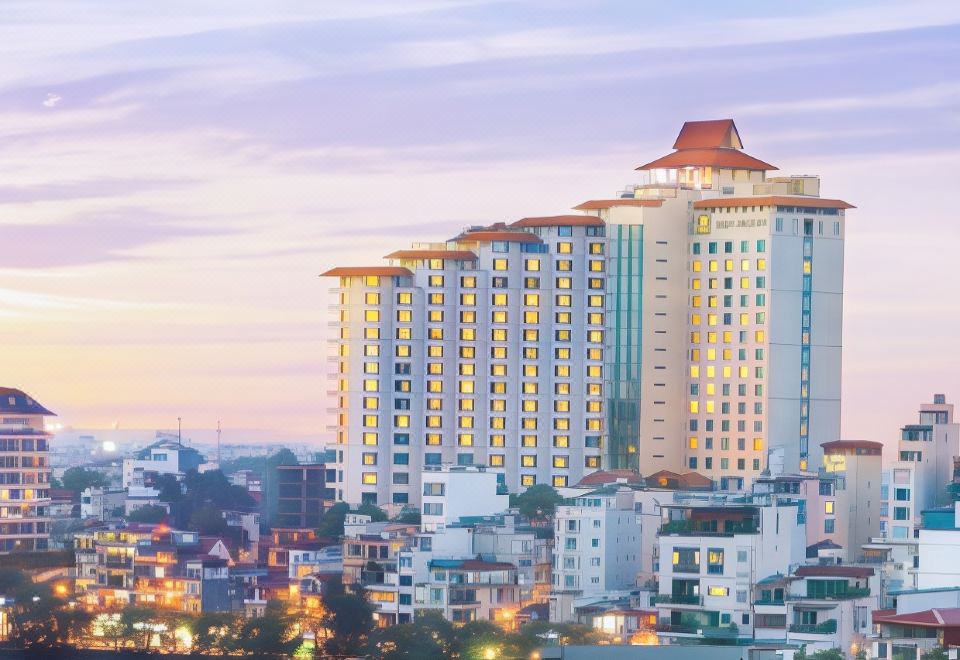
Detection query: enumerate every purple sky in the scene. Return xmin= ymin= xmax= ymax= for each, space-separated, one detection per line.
xmin=1 ymin=1 xmax=959 ymax=448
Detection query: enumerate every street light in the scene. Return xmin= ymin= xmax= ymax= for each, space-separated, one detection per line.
xmin=484 ymin=648 xmax=497 ymax=660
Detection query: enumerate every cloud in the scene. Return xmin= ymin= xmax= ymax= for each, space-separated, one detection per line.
xmin=42 ymin=92 xmax=61 ymax=107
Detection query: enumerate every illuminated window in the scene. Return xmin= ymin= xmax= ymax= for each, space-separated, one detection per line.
xmin=364 ymin=276 xmax=380 ymax=287
xmin=490 ymin=435 xmax=505 ymax=447
xmin=587 ymin=365 xmax=602 ymax=378
xmin=709 ymin=260 xmax=718 ymax=272
xmin=724 ymin=259 xmax=734 ymax=271
xmin=554 ymin=436 xmax=569 ymax=447
xmin=523 ymin=382 xmax=538 ymax=394
xmin=585 ymin=456 xmax=600 ymax=468
xmin=459 ymin=381 xmax=475 ymax=394
xmin=522 ymin=435 xmax=537 ymax=447
xmin=461 ymin=276 xmax=476 ymax=288
xmin=523 ymin=400 xmax=539 ymax=412
xmin=491 ymin=363 xmax=507 ymax=377
xmin=492 ymin=310 xmax=508 ymax=323
xmin=461 ymin=293 xmax=477 ymax=306
xmin=740 ymin=277 xmax=750 ymax=289
xmin=707 ymin=586 xmax=729 ymax=597
xmin=394 ymin=415 xmax=410 ymax=428
xmin=362 ymin=453 xmax=377 ymax=465
xmin=589 ymin=260 xmax=604 ymax=272
xmin=362 ymin=432 xmax=378 ymax=445
xmin=557 ymin=276 xmax=572 ymax=289
xmin=524 ymin=311 xmax=539 ymax=323
xmin=428 ymin=310 xmax=443 ymax=322
xmin=493 ymin=259 xmax=508 ymax=271
xmin=363 ymin=414 xmax=378 ymax=427
xmin=491 ymin=328 xmax=507 ymax=341
xmin=521 ymin=475 xmax=536 ymax=487
xmin=461 ymin=328 xmax=476 ymax=341
xmin=589 ymin=242 xmax=604 ymax=255
xmin=553 ymin=455 xmax=569 ymax=468
xmin=426 ymin=415 xmax=442 ymax=428
xmin=525 ymin=258 xmax=541 ymax=271
xmin=556 ymin=365 xmax=571 ymax=377
xmin=363 ymin=379 xmax=378 ymax=392
xmin=364 ymin=328 xmax=380 ymax=339
xmin=458 ymin=434 xmax=473 ymax=446
xmin=397 ymin=292 xmax=412 ymax=305
xmin=689 ymin=437 xmax=698 ymax=449
xmin=757 ymin=258 xmax=766 ymax=271
xmin=825 ymin=501 xmax=834 ymax=514
xmin=555 ymin=294 xmax=571 ymax=307
xmin=426 ymin=434 xmax=441 ymax=446
xmin=689 ymin=401 xmax=699 ymax=413
xmin=525 ymin=293 xmax=540 ymax=306
xmin=362 ymin=472 xmax=377 ymax=485
xmin=753 ymin=438 xmax=763 ymax=451
xmin=490 ymin=455 xmax=505 ymax=467
xmin=522 ymin=455 xmax=537 ymax=467
xmin=692 ymin=261 xmax=702 ymax=273
xmin=492 ymin=293 xmax=508 ymax=306
xmin=396 ymin=327 xmax=411 ymax=340
xmin=525 ymin=329 xmax=540 ymax=341
xmin=557 ymin=242 xmax=573 ymax=254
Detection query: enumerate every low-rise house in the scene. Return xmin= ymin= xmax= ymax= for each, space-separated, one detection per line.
xmin=783 ymin=565 xmax=877 ymax=653
xmin=416 ymin=559 xmax=520 ymax=624
xmin=871 ymin=608 xmax=960 ymax=659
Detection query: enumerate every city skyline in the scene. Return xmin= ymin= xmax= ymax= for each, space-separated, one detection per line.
xmin=2 ymin=1 xmax=960 ymax=451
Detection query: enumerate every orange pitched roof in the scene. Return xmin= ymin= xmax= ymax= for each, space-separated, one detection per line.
xmin=636 ymin=148 xmax=777 ymax=171
xmin=385 ymin=249 xmax=477 ymax=260
xmin=693 ymin=196 xmax=855 ymax=210
xmin=457 ymin=230 xmax=542 ymax=244
xmin=673 ymin=119 xmax=742 ymax=150
xmin=572 ymin=199 xmax=664 ymax=210
xmin=320 ymin=266 xmax=413 ymax=277
xmin=511 ymin=215 xmax=604 ymax=228
xmin=821 ymin=440 xmax=883 ymax=453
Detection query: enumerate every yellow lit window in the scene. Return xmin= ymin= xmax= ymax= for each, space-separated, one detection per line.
xmin=363 ymin=414 xmax=378 ymax=427
xmin=705 ymin=400 xmax=715 ymax=413
xmin=365 ymin=292 xmax=380 ymax=305
xmin=825 ymin=501 xmax=834 ymax=514
xmin=587 ymin=365 xmax=602 ymax=378
xmin=739 ymin=366 xmax=749 ymax=378
xmin=396 ymin=327 xmax=411 ymax=340
xmin=395 ymin=344 xmax=410 ymax=357
xmin=428 ymin=381 xmax=442 ymax=394
xmin=523 ymin=417 xmax=538 ymax=430
xmin=586 ymin=400 xmax=602 ymax=413
xmin=692 ymin=261 xmax=702 ymax=273
xmin=461 ymin=293 xmax=477 ymax=306
xmin=522 ymin=455 xmax=537 ymax=467
xmin=589 ymin=242 xmax=604 ymax=255
xmin=428 ymin=310 xmax=443 ymax=322
xmin=692 ymin=279 xmax=701 ymax=290
xmin=521 ymin=475 xmax=536 ymax=487
xmin=492 ymin=311 xmax=508 ymax=323
xmin=556 ymin=311 xmax=571 ymax=324
xmin=525 ymin=258 xmax=541 ymax=271
xmin=586 ymin=418 xmax=601 ymax=430
xmin=364 ymin=309 xmax=380 ymax=322
xmin=397 ymin=292 xmax=412 ymax=304
xmin=429 ymin=275 xmax=444 ymax=287
xmin=554 ymin=436 xmax=570 ymax=448
xmin=556 ymin=365 xmax=571 ymax=377
xmin=741 ymin=259 xmax=750 ymax=271
xmin=724 ymin=259 xmax=734 ymax=271
xmin=364 ymin=276 xmax=380 ymax=287
xmin=524 ymin=347 xmax=538 ymax=359
xmin=692 ymin=295 xmax=702 ymax=308
xmin=490 ymin=435 xmax=505 ymax=447
xmin=490 ymin=454 xmax=505 ymax=467
xmin=740 ymin=277 xmax=750 ymax=289
xmin=523 ymin=400 xmax=539 ymax=412
xmin=585 ymin=456 xmax=600 ymax=468
xmin=522 ymin=435 xmax=537 ymax=447
xmin=363 ymin=379 xmax=378 ymax=392
xmin=723 ymin=366 xmax=732 ymax=378
xmin=363 ymin=396 xmax=379 ymax=409
xmin=491 ymin=328 xmax=507 ymax=341
xmin=362 ymin=453 xmax=377 ymax=465
xmin=707 ymin=332 xmax=717 ymax=343
xmin=706 ymin=365 xmax=715 ymax=378
xmin=692 ymin=313 xmax=702 ymax=325
xmin=461 ymin=276 xmax=476 ymax=288
xmin=524 ymin=311 xmax=539 ymax=323
xmin=706 ymin=383 xmax=715 ymax=395
xmin=709 ymin=260 xmax=718 ymax=272
xmin=459 ymin=380 xmax=475 ymax=393
xmin=589 ymin=260 xmax=604 ymax=272
xmin=362 ymin=432 xmax=378 ymax=445
xmin=691 ymin=348 xmax=701 ymax=361
xmin=691 ymin=331 xmax=701 ymax=343
xmin=491 ymin=364 xmax=507 ymax=377
xmin=524 ymin=365 xmax=539 ymax=377
xmin=557 ymin=277 xmax=572 ymax=289
xmin=523 ymin=382 xmax=538 ymax=394
xmin=395 ymin=415 xmax=410 ymax=428
xmin=428 ymin=293 xmax=444 ymax=305
xmin=688 ymin=437 xmax=698 ymax=449
xmin=588 ymin=330 xmax=603 ymax=343
xmin=587 ymin=347 xmax=602 ymax=360
xmin=690 ymin=365 xmax=700 ymax=378
xmin=707 ymin=348 xmax=716 ymax=360
xmin=708 ymin=296 xmax=718 ymax=308
xmin=755 ymin=330 xmax=765 ymax=342
xmin=757 ymin=258 xmax=766 ymax=271
xmin=426 ymin=433 xmax=441 ymax=446
xmin=707 ymin=314 xmax=718 ymax=326
xmin=689 ymin=401 xmax=699 ymax=413
xmin=426 ymin=415 xmax=442 ymax=428
xmin=753 ymin=438 xmax=763 ymax=451
xmin=428 ymin=328 xmax=442 ymax=339
xmin=493 ymin=258 xmax=508 ymax=271
xmin=553 ymin=456 xmax=569 ymax=468
xmin=588 ymin=312 xmax=603 ymax=325
xmin=458 ymin=433 xmax=473 ymax=446
xmin=723 ymin=331 xmax=732 ymax=343
xmin=461 ymin=310 xmax=476 ymax=323
xmin=362 ymin=472 xmax=377 ymax=485
xmin=525 ymin=293 xmax=540 ymax=306
xmin=803 ymin=261 xmax=812 ymax=274
xmin=555 ymin=294 xmax=571 ymax=307
xmin=557 ymin=260 xmax=572 ymax=271
xmin=708 ymin=586 xmax=728 ymax=597
xmin=461 ymin=328 xmax=476 ymax=341
xmin=588 ymin=295 xmax=604 ymax=307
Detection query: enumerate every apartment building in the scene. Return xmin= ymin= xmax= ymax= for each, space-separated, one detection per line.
xmin=882 ymin=395 xmax=959 ymax=540
xmin=654 ymin=494 xmax=805 ymax=645
xmin=822 ymin=440 xmax=882 ymax=560
xmin=420 ymin=465 xmax=508 ymax=532
xmin=323 ymin=217 xmax=607 ymax=505
xmin=550 ymin=487 xmax=642 ymax=622
xmin=416 ymin=558 xmax=520 ymax=624
xmin=0 ymin=387 xmax=54 ymax=553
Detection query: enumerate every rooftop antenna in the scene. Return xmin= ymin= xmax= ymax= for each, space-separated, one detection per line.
xmin=217 ymin=420 xmax=222 ymax=466
xmin=178 ymin=417 xmax=182 ymax=447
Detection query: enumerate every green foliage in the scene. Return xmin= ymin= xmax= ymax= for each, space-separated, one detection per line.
xmin=367 ymin=610 xmax=454 ymax=659
xmin=4 ymin=580 xmax=92 ymax=648
xmin=191 ymin=612 xmax=241 ymax=655
xmin=356 ymin=502 xmax=388 ymax=522
xmin=394 ymin=508 xmax=422 ymax=525
xmin=189 ymin=503 xmax=229 ymax=535
xmin=316 ymin=502 xmax=350 ymax=537
xmin=126 ymin=504 xmax=169 ymax=524
xmin=321 ymin=583 xmax=376 ymax=658
xmin=807 ymin=649 xmax=845 ymax=660
xmin=61 ymin=466 xmax=108 ymax=493
xmin=154 ymin=473 xmax=184 ymax=502
xmin=922 ymin=648 xmax=949 ymax=660
xmin=509 ymin=483 xmax=563 ymax=519
xmin=237 ymin=600 xmax=298 ymax=656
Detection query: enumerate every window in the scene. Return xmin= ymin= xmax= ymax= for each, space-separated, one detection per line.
xmin=824 ymin=518 xmax=836 ymax=533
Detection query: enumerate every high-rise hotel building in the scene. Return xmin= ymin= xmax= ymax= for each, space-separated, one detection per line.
xmin=323 ymin=119 xmax=852 ymax=503
xmin=323 ymin=220 xmax=608 ymax=505
xmin=582 ymin=120 xmax=851 ymax=486
xmin=0 ymin=387 xmax=54 ymax=552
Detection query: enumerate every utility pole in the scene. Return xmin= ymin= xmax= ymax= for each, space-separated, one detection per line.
xmin=178 ymin=417 xmax=182 ymax=447
xmin=217 ymin=420 xmax=222 ymax=466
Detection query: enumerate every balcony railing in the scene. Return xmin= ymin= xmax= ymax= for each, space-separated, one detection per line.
xmin=671 ymin=562 xmax=700 ymax=574
xmin=789 ymin=620 xmax=838 ymax=635
xmin=655 ymin=623 xmax=742 ymax=638
xmin=753 ymin=598 xmax=786 ymax=606
xmin=795 ymin=587 xmax=871 ymax=600
xmin=653 ymin=594 xmax=703 ymax=605
xmin=660 ymin=520 xmax=759 ymax=536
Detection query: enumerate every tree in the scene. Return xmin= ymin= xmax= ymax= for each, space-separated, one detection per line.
xmin=321 ymin=584 xmax=375 ymax=658
xmin=189 ymin=503 xmax=229 ymax=535
xmin=316 ymin=502 xmax=349 ymax=538
xmin=366 ymin=611 xmax=454 ymax=659
xmin=4 ymin=579 xmax=92 ymax=649
xmin=510 ymin=484 xmax=563 ymax=519
xmin=191 ymin=612 xmax=240 ymax=655
xmin=808 ymin=649 xmax=845 ymax=660
xmin=922 ymin=649 xmax=949 ymax=660
xmin=62 ymin=467 xmax=107 ymax=494
xmin=127 ymin=504 xmax=169 ymax=524
xmin=237 ymin=601 xmax=297 ymax=656
xmin=394 ymin=509 xmax=421 ymax=525
xmin=356 ymin=502 xmax=388 ymax=522
xmin=155 ymin=473 xmax=184 ymax=503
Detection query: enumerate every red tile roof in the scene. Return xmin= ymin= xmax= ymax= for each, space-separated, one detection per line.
xmin=575 ymin=469 xmax=644 ymax=487
xmin=646 ymin=469 xmax=714 ymax=490
xmin=572 ymin=199 xmax=664 ymax=210
xmin=511 ymin=215 xmax=604 ymax=228
xmin=673 ymin=120 xmax=743 ymax=150
xmin=693 ymin=196 xmax=855 ymax=210
xmin=794 ymin=565 xmax=874 ymax=579
xmin=320 ymin=266 xmax=413 ymax=278
xmin=636 ymin=148 xmax=777 ymax=172
xmin=873 ymin=608 xmax=960 ymax=628
xmin=457 ymin=230 xmax=542 ymax=244
xmin=385 ymin=249 xmax=477 ymax=260
xmin=821 ymin=440 xmax=883 ymax=453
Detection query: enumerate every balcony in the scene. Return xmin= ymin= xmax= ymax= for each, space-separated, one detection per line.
xmin=653 ymin=594 xmax=703 ymax=605
xmin=656 ymin=623 xmax=742 ymax=639
xmin=789 ymin=620 xmax=838 ymax=635
xmin=794 ymin=587 xmax=870 ymax=601
xmin=753 ymin=598 xmax=785 ymax=606
xmin=671 ymin=563 xmax=700 ymax=574
xmin=660 ymin=520 xmax=758 ymax=536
